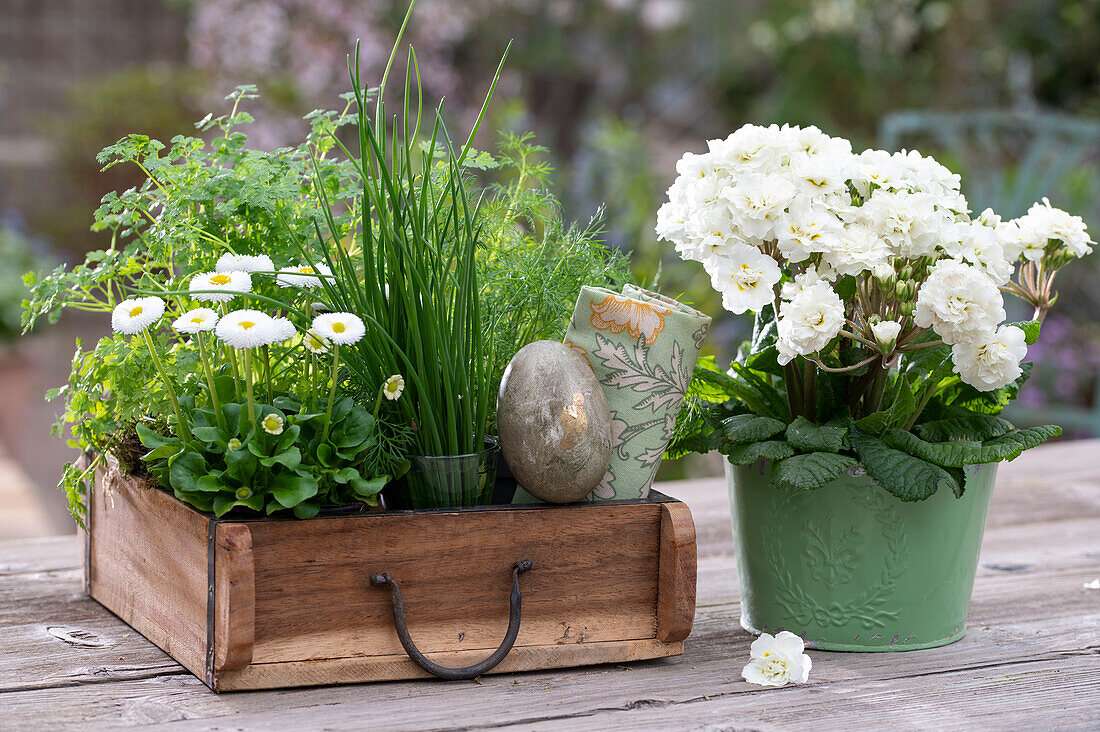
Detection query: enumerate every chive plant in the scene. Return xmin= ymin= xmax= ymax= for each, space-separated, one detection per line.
xmin=309 ymin=5 xmax=509 ymax=459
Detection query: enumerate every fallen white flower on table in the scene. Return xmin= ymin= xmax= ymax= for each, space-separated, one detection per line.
xmin=742 ymin=631 xmax=812 ymax=688
xmin=1084 ymin=579 xmax=1100 ymax=590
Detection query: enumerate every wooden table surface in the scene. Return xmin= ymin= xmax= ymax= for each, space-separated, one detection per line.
xmin=2 ymin=440 xmax=1098 ymax=730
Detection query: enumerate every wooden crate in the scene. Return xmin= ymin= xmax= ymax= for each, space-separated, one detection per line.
xmin=84 ymin=464 xmax=697 ymax=691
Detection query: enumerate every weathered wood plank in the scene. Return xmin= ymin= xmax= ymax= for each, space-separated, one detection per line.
xmin=213 ymin=523 xmax=254 ymax=673
xmin=656 ymin=501 xmax=696 ymax=642
xmin=86 ymin=466 xmax=210 ymax=681
xmin=246 ymin=501 xmax=666 ymax=665
xmin=1 ymin=609 xmax=1095 ymax=730
xmin=0 ymin=439 xmax=1096 ymax=729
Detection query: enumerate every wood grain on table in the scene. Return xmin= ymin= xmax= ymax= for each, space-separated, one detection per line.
xmin=1 ymin=439 xmax=1098 ymax=731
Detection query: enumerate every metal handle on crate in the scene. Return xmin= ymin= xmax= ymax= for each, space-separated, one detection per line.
xmin=370 ymin=559 xmax=533 ymax=680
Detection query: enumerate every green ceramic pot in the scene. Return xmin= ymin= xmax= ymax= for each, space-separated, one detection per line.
xmin=726 ymin=459 xmax=997 ymax=651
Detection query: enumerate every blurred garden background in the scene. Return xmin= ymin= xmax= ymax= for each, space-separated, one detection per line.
xmin=1 ymin=0 xmax=1098 ymax=536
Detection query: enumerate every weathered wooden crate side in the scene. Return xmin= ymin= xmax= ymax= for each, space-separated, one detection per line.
xmin=86 ymin=466 xmax=211 ymax=681
xmin=86 ymin=466 xmax=697 ymax=691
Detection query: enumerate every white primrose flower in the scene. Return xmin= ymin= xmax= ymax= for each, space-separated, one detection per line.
xmin=189 ymin=270 xmax=252 ymax=303
xmin=819 ymin=223 xmax=890 ymax=277
xmin=941 ymin=221 xmax=1014 ymax=285
xmin=722 ymin=173 xmax=798 ymax=242
xmin=855 ymin=189 xmax=944 ymax=259
xmin=952 ymin=324 xmax=1028 ymax=391
xmin=775 ymin=200 xmax=844 ymax=263
xmin=871 ymin=319 xmax=903 ymax=354
xmin=851 ymin=148 xmax=906 ymax=197
xmin=312 ymin=312 xmax=366 ymax=345
xmin=111 ymin=297 xmax=165 ymax=335
xmin=788 ymin=154 xmax=850 ymax=200
xmin=276 ymin=262 xmax=333 ymax=288
xmin=776 ymin=281 xmax=845 ymax=365
xmin=215 ymin=253 xmax=274 ymax=274
xmin=780 ymin=265 xmax=830 ymax=301
xmin=1014 ymin=197 xmax=1094 ymax=260
xmin=913 ymin=259 xmax=1005 ymax=346
xmin=742 ymin=631 xmax=812 ymax=688
xmin=216 ymin=309 xmax=277 ymax=349
xmin=703 ymin=244 xmax=782 ymax=315
xmin=383 ymin=374 xmax=406 ymax=401
xmin=172 ymin=307 xmax=219 ymax=334
xmin=260 ymin=413 xmax=285 ymax=435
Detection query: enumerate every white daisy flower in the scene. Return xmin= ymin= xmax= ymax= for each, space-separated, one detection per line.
xmin=172 ymin=307 xmax=219 ymax=334
xmin=227 ymin=438 xmax=242 ymax=451
xmin=260 ymin=413 xmax=285 ymax=435
xmin=276 ymin=262 xmax=333 ymax=288
xmin=189 ymin=270 xmax=252 ymax=303
xmin=312 ymin=312 xmax=366 ymax=346
xmin=266 ymin=317 xmax=297 ymax=345
xmin=303 ymin=330 xmax=330 ymax=354
xmin=383 ymin=375 xmax=405 ymax=401
xmin=215 ymin=253 xmax=275 ymax=274
xmin=216 ymin=309 xmax=277 ymax=349
xmin=111 ymin=297 xmax=165 ymax=335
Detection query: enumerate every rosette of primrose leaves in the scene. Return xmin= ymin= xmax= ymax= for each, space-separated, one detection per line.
xmin=122 ymin=262 xmax=411 ymax=519
xmin=662 ymin=124 xmax=1093 ymax=501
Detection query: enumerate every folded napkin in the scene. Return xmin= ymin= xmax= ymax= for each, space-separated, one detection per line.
xmin=560 ymin=285 xmax=711 ymax=500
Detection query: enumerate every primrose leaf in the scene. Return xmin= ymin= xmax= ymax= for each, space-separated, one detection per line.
xmin=882 ymin=428 xmax=981 ymax=468
xmin=723 ymin=440 xmax=796 ymax=466
xmin=1006 ymin=320 xmax=1041 ymax=345
xmin=785 ymin=416 xmax=847 ymax=453
xmin=979 ymin=425 xmax=1061 ymax=463
xmin=849 ymin=430 xmax=959 ymax=501
xmin=914 ymin=414 xmax=1014 ymax=443
xmin=772 ymin=452 xmax=857 ymax=491
xmin=723 ymin=414 xmax=787 ymax=443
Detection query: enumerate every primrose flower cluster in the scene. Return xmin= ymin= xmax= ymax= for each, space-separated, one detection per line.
xmin=656 ymin=123 xmax=1094 ymax=391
